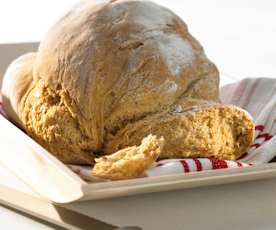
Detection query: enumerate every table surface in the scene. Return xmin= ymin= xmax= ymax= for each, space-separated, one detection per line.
xmin=1 ymin=1 xmax=276 ymax=230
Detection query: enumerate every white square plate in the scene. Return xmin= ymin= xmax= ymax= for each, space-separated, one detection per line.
xmin=1 ymin=43 xmax=276 ymax=203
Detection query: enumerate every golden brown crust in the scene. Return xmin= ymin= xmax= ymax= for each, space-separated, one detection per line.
xmin=22 ymin=81 xmax=95 ymax=164
xmin=92 ymin=134 xmax=164 ymax=180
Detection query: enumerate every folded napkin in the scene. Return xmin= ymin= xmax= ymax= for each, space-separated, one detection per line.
xmin=1 ymin=78 xmax=275 ymax=181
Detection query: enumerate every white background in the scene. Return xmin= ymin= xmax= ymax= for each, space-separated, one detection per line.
xmin=0 ymin=1 xmax=276 ymax=230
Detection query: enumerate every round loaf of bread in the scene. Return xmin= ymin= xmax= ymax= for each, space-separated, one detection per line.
xmin=2 ymin=0 xmax=254 ymax=164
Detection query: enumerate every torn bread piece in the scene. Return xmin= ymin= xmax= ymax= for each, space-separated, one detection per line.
xmin=105 ymin=104 xmax=255 ymax=161
xmin=92 ymin=134 xmax=164 ymax=180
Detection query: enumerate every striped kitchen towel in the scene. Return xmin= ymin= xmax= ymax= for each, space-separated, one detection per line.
xmin=1 ymin=78 xmax=275 ymax=180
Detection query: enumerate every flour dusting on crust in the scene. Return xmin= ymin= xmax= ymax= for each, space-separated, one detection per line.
xmin=158 ymin=33 xmax=195 ymax=75
xmin=73 ymin=0 xmax=194 ymax=76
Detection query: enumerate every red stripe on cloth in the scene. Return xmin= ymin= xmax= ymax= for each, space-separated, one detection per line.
xmin=237 ymin=152 xmax=248 ymax=160
xmin=193 ymin=159 xmax=202 ymax=171
xmin=255 ymin=125 xmax=265 ymax=131
xmin=256 ymin=133 xmax=273 ymax=141
xmin=236 ymin=162 xmax=243 ymax=167
xmin=211 ymin=159 xmax=228 ymax=169
xmin=250 ymin=143 xmax=261 ymax=149
xmin=180 ymin=160 xmax=190 ymax=172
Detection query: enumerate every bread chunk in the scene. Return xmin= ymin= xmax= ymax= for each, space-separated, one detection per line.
xmin=92 ymin=134 xmax=164 ymax=180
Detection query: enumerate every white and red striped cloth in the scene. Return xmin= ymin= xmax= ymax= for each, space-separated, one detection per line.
xmin=1 ymin=78 xmax=276 ymax=181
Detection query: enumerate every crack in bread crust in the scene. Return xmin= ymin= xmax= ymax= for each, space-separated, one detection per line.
xmin=22 ymin=81 xmax=95 ymax=164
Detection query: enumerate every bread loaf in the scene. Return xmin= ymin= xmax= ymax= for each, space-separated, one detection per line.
xmin=2 ymin=0 xmax=254 ymax=165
